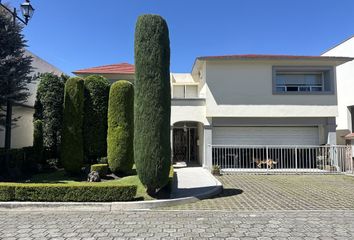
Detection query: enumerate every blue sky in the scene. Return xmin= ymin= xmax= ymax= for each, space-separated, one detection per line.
xmin=12 ymin=0 xmax=354 ymax=74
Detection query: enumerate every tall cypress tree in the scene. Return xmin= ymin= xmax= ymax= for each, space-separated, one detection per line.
xmin=134 ymin=14 xmax=171 ymax=195
xmin=107 ymin=80 xmax=134 ymax=175
xmin=0 ymin=11 xmax=33 ymax=151
xmin=61 ymin=77 xmax=84 ymax=175
xmin=83 ymin=75 xmax=110 ymax=162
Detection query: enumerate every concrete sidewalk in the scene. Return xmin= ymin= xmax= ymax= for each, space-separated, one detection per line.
xmin=171 ymin=167 xmax=222 ymax=199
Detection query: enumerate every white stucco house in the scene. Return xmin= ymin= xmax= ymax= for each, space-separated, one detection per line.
xmin=0 ymin=50 xmax=64 ymax=148
xmin=322 ymin=36 xmax=354 ymax=145
xmin=74 ymin=54 xmax=352 ymax=169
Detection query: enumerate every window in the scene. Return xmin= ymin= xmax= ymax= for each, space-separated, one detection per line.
xmin=172 ymin=85 xmax=198 ymax=98
xmin=273 ymin=67 xmax=333 ymax=94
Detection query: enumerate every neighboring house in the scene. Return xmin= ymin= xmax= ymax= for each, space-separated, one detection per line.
xmin=74 ymin=54 xmax=352 ymax=168
xmin=0 ymin=50 xmax=64 ymax=148
xmin=322 ymin=36 xmax=354 ymax=145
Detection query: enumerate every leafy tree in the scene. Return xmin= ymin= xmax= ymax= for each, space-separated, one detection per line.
xmin=33 ymin=73 xmax=64 ymax=156
xmin=0 ymin=10 xmax=33 ymax=150
xmin=61 ymin=77 xmax=84 ymax=175
xmin=134 ymin=14 xmax=171 ymax=195
xmin=83 ymin=75 xmax=110 ymax=162
xmin=107 ymin=80 xmax=134 ymax=175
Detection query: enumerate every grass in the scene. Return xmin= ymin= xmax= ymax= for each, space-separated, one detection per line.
xmin=16 ymin=169 xmax=154 ymax=201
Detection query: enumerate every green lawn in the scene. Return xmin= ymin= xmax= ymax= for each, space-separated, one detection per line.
xmin=19 ymin=170 xmax=154 ymax=200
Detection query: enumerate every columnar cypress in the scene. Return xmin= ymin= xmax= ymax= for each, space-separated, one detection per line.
xmin=61 ymin=77 xmax=84 ymax=175
xmin=107 ymin=80 xmax=134 ymax=174
xmin=33 ymin=120 xmax=44 ymax=164
xmin=134 ymin=14 xmax=171 ymax=195
xmin=83 ymin=75 xmax=110 ymax=162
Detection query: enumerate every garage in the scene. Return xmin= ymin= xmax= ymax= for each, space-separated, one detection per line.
xmin=212 ymin=126 xmax=320 ymax=146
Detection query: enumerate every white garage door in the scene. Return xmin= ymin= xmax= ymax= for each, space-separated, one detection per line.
xmin=213 ymin=126 xmax=319 ymax=146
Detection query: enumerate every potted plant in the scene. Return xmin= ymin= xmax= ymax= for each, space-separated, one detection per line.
xmin=211 ymin=165 xmax=221 ymax=176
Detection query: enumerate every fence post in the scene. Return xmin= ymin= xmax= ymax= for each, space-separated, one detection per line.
xmin=295 ymin=146 xmax=298 ymax=173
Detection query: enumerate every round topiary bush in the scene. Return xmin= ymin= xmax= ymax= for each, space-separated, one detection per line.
xmin=134 ymin=14 xmax=171 ymax=195
xmin=61 ymin=77 xmax=85 ymax=175
xmin=107 ymin=80 xmax=134 ymax=175
xmin=83 ymin=75 xmax=110 ymax=162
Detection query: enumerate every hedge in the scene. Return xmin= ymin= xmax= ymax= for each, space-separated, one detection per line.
xmin=0 ymin=147 xmax=35 ymax=178
xmin=107 ymin=81 xmax=134 ymax=174
xmin=90 ymin=164 xmax=109 ymax=177
xmin=134 ymin=14 xmax=171 ymax=194
xmin=83 ymin=75 xmax=110 ymax=162
xmin=61 ymin=77 xmax=84 ymax=175
xmin=0 ymin=183 xmax=137 ymax=202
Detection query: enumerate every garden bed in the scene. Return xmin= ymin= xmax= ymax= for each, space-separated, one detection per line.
xmin=0 ymin=168 xmax=174 ymax=202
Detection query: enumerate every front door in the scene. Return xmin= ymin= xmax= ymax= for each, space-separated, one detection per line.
xmin=173 ymin=128 xmax=197 ymax=163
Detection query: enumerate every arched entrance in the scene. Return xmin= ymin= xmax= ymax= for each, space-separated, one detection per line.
xmin=172 ymin=121 xmax=203 ymax=165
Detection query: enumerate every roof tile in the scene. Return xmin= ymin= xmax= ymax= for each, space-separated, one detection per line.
xmin=73 ymin=63 xmax=135 ymax=74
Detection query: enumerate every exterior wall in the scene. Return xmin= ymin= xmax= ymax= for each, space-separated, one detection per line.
xmin=171 ymin=99 xmax=207 ymax=125
xmin=197 ymin=123 xmax=204 ymax=165
xmin=322 ymin=36 xmax=354 ymax=143
xmin=0 ymin=106 xmax=34 ymax=148
xmin=205 ymin=60 xmax=338 ymax=117
xmin=24 ymin=50 xmax=65 ymax=107
xmin=0 ymin=50 xmax=64 ymax=149
xmin=212 ymin=117 xmax=336 ymax=145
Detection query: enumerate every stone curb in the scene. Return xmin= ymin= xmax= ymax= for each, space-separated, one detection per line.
xmin=0 ymin=173 xmax=223 ymax=212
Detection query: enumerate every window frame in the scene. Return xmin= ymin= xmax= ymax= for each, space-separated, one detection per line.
xmin=172 ymin=83 xmax=199 ymax=99
xmin=272 ymin=66 xmax=335 ymax=95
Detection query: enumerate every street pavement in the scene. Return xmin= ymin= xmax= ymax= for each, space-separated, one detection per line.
xmin=0 ymin=210 xmax=354 ymax=239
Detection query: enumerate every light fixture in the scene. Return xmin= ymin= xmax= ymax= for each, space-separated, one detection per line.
xmin=0 ymin=0 xmax=35 ymax=25
xmin=20 ymin=0 xmax=34 ymax=24
xmin=183 ymin=123 xmax=187 ymax=132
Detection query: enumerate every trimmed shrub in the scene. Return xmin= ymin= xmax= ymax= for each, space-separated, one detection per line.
xmin=90 ymin=164 xmax=109 ymax=177
xmin=134 ymin=14 xmax=171 ymax=194
xmin=0 ymin=185 xmax=15 ymax=201
xmin=0 ymin=183 xmax=137 ymax=202
xmin=33 ymin=120 xmax=44 ymax=164
xmin=34 ymin=73 xmax=65 ymax=156
xmin=107 ymin=81 xmax=134 ymax=174
xmin=61 ymin=77 xmax=85 ymax=175
xmin=83 ymin=75 xmax=110 ymax=162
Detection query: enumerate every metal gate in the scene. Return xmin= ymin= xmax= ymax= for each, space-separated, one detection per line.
xmin=211 ymin=145 xmax=353 ymax=174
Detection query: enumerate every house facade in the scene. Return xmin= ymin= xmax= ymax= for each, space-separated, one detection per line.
xmin=74 ymin=54 xmax=352 ymax=169
xmin=322 ymin=36 xmax=354 ymax=145
xmin=0 ymin=50 xmax=64 ymax=148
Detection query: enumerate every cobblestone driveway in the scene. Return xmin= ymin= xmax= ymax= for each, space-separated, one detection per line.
xmin=1 ymin=210 xmax=354 ymax=239
xmin=164 ymin=175 xmax=354 ymax=211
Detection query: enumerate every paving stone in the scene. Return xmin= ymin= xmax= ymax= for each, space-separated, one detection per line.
xmin=161 ymin=175 xmax=354 ymax=211
xmin=1 ymin=175 xmax=354 ymax=239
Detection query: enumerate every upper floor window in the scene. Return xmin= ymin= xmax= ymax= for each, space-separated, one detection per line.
xmin=172 ymin=84 xmax=198 ymax=98
xmin=273 ymin=67 xmax=334 ymax=94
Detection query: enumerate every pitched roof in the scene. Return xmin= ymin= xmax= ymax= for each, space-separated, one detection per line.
xmin=73 ymin=63 xmax=135 ymax=74
xmin=197 ymin=54 xmax=353 ymax=61
xmin=321 ymin=35 xmax=354 ymax=55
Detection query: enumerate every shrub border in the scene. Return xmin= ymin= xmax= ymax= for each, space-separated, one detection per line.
xmin=0 ymin=183 xmax=137 ymax=202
